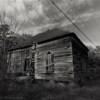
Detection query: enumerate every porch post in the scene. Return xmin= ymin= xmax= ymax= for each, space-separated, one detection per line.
xmin=30 ymin=43 xmax=37 ymax=81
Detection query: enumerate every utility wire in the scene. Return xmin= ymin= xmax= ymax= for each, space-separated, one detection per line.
xmin=48 ymin=0 xmax=96 ymax=47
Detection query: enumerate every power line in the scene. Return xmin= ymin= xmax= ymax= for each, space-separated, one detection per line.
xmin=48 ymin=0 xmax=96 ymax=47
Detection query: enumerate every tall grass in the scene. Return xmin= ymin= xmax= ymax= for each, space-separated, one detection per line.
xmin=0 ymin=79 xmax=100 ymax=100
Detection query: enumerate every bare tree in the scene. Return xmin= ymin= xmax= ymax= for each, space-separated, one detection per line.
xmin=0 ymin=11 xmax=21 ymax=33
xmin=0 ymin=24 xmax=10 ymax=79
xmin=0 ymin=11 xmax=20 ymax=79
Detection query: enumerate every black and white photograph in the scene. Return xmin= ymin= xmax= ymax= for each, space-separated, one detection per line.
xmin=0 ymin=0 xmax=100 ymax=100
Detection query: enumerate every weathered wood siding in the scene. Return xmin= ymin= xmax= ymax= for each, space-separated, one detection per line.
xmin=35 ymin=37 xmax=74 ymax=81
xmin=72 ymin=40 xmax=88 ymax=82
xmin=7 ymin=47 xmax=32 ymax=74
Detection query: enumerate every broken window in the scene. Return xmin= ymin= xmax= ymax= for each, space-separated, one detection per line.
xmin=24 ymin=58 xmax=30 ymax=73
xmin=46 ymin=51 xmax=54 ymax=74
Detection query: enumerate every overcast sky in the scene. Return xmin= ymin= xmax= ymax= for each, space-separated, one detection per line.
xmin=0 ymin=0 xmax=100 ymax=47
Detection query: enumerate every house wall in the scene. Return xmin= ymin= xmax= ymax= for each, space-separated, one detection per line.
xmin=35 ymin=37 xmax=74 ymax=81
xmin=72 ymin=40 xmax=88 ymax=83
xmin=7 ymin=47 xmax=32 ymax=75
xmin=7 ymin=36 xmax=88 ymax=82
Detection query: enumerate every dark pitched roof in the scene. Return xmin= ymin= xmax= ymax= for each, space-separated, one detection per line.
xmin=8 ymin=38 xmax=33 ymax=51
xmin=9 ymin=28 xmax=88 ymax=52
xmin=32 ymin=29 xmax=69 ymax=43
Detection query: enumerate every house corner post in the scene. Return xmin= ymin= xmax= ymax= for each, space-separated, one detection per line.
xmin=31 ymin=43 xmax=37 ymax=82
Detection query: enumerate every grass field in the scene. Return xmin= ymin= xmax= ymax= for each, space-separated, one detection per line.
xmin=0 ymin=79 xmax=100 ymax=100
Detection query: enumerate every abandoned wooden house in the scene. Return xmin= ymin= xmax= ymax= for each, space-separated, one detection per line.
xmin=7 ymin=29 xmax=89 ymax=82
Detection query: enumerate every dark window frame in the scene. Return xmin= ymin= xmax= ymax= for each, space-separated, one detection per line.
xmin=46 ymin=51 xmax=54 ymax=74
xmin=24 ymin=58 xmax=31 ymax=73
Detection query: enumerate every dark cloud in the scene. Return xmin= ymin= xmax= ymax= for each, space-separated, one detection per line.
xmin=0 ymin=0 xmax=100 ymax=46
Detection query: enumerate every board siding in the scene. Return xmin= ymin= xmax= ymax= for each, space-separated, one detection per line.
xmin=35 ymin=37 xmax=74 ymax=81
xmin=7 ymin=47 xmax=32 ymax=74
xmin=72 ymin=40 xmax=88 ymax=82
